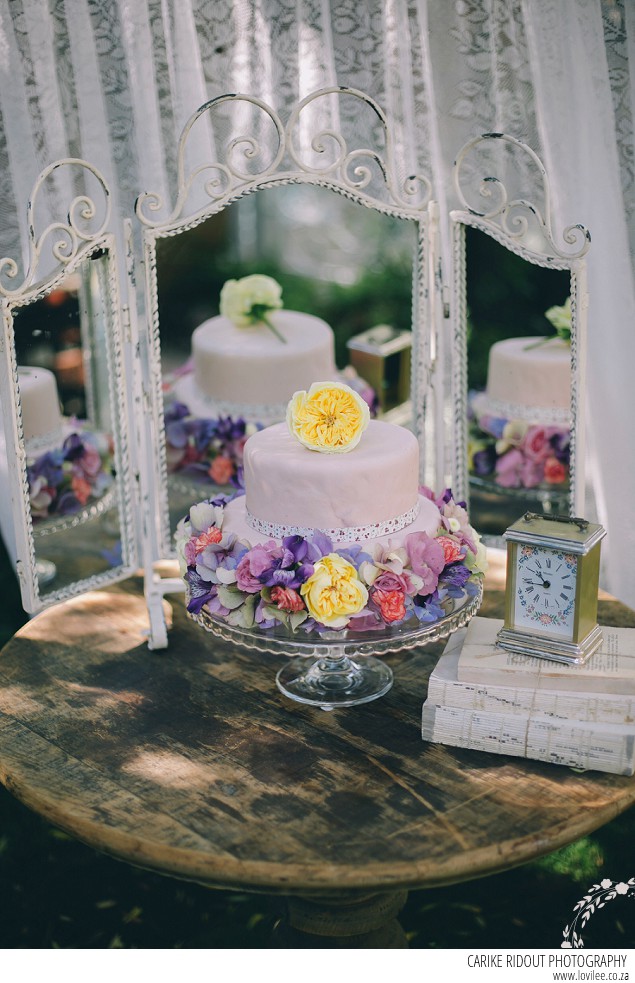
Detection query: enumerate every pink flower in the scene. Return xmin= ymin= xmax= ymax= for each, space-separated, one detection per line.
xmin=435 ymin=535 xmax=463 ymax=564
xmin=374 ymin=570 xmax=411 ymax=594
xmin=270 ymin=586 xmax=305 ymax=612
xmin=236 ymin=542 xmax=280 ymax=593
xmin=373 ymin=588 xmax=406 ymax=623
xmin=71 ymin=474 xmax=92 ymax=505
xmin=405 ymin=532 xmax=445 ymax=595
xmin=544 ymin=456 xmax=567 ymax=485
xmin=522 ymin=426 xmax=551 ymax=462
xmin=520 ymin=457 xmax=546 ymax=488
xmin=75 ymin=443 xmax=103 ymax=478
xmin=209 ymin=455 xmax=234 ymax=484
xmin=495 ymin=448 xmax=523 ymax=488
xmin=194 ymin=526 xmax=223 ymax=555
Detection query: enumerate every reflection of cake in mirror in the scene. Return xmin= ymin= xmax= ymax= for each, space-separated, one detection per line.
xmin=16 ymin=366 xmax=114 ymax=523
xmin=469 ymin=337 xmax=571 ymax=491
xmin=18 ymin=366 xmax=65 ymax=453
xmin=481 ymin=337 xmax=571 ymax=419
xmin=177 ymin=382 xmax=487 ymax=635
xmin=171 ymin=275 xmax=337 ymax=425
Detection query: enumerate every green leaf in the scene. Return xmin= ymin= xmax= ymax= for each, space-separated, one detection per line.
xmin=216 ymin=584 xmax=248 ymax=610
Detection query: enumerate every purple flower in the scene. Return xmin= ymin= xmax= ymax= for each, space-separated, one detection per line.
xmin=405 ymin=532 xmax=445 ymax=595
xmin=196 ymin=532 xmax=247 ymax=585
xmin=438 ymin=562 xmax=472 ymax=597
xmin=495 ymin=448 xmax=524 ymax=488
xmin=165 ymin=401 xmax=191 ymax=423
xmin=472 ymin=445 xmax=496 ymax=476
xmin=185 ymin=568 xmax=217 ymax=615
xmin=413 ymin=591 xmax=445 ymax=622
xmin=479 ymin=415 xmax=507 ymax=440
xmin=550 ymin=430 xmax=570 ymax=465
xmin=28 ymin=449 xmax=64 ymax=488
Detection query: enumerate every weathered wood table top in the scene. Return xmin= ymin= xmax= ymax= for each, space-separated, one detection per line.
xmin=0 ymin=565 xmax=634 ymax=944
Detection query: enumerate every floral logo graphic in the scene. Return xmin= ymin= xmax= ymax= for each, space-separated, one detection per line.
xmin=562 ymin=877 xmax=635 ymax=947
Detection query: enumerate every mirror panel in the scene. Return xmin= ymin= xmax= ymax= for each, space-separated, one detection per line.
xmin=137 ymin=88 xmax=437 ymax=565
xmin=463 ymin=227 xmax=572 ymax=543
xmin=449 ymin=133 xmax=591 ymax=546
xmin=0 ymin=242 xmax=137 ymax=611
xmin=151 ymin=183 xmax=419 ymax=555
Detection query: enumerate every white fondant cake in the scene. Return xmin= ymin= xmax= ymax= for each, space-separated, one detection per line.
xmin=222 ymin=419 xmax=441 ymax=549
xmin=484 ymin=337 xmax=571 ymax=419
xmin=18 ymin=366 xmax=64 ymax=450
xmin=173 ymin=310 xmax=337 ymax=422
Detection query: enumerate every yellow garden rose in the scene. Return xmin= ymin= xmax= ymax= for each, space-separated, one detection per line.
xmin=287 ymin=381 xmax=370 ymax=454
xmin=300 ymin=553 xmax=369 ymax=628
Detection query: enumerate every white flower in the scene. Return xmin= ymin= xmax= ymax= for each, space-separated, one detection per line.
xmin=600 ymin=878 xmax=613 ymax=889
xmin=465 ymin=538 xmax=489 ymax=575
xmin=190 ymin=501 xmax=224 ymax=535
xmin=174 ymin=516 xmax=191 ymax=575
xmin=615 ymin=882 xmax=630 ymax=895
xmin=219 ymin=274 xmax=283 ymax=328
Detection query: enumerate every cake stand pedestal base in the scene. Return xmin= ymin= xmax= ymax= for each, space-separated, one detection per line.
xmin=275 ymin=649 xmax=393 ymax=710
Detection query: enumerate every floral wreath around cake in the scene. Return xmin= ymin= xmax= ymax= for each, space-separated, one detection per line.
xmin=27 ymin=427 xmax=114 ymax=522
xmin=176 ymin=487 xmax=487 ymax=634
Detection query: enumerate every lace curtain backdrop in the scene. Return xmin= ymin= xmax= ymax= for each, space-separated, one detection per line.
xmin=0 ymin=0 xmax=633 ymax=603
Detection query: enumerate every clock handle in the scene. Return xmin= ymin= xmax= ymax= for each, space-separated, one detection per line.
xmin=522 ymin=511 xmax=589 ymax=532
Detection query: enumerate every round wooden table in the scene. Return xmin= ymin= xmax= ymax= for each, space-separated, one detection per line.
xmin=0 ymin=571 xmax=634 ymax=947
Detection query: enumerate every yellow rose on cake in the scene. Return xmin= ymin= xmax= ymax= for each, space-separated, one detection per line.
xmin=287 ymin=381 xmax=370 ymax=454
xmin=301 ymin=553 xmax=369 ymax=628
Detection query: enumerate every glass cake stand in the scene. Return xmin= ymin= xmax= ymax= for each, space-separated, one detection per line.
xmin=469 ymin=473 xmax=569 ymax=550
xmin=32 ymin=485 xmax=117 ymax=586
xmin=189 ymin=579 xmax=483 ymax=711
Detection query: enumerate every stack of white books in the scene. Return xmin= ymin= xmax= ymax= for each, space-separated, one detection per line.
xmin=421 ymin=617 xmax=635 ymax=775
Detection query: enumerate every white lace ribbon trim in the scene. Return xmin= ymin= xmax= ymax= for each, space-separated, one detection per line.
xmin=25 ymin=426 xmax=67 ymax=457
xmin=245 ymin=501 xmax=420 ymax=543
xmin=471 ymin=391 xmax=571 ymax=427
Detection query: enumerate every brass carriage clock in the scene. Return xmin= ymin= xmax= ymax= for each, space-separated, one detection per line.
xmin=497 ymin=512 xmax=606 ymax=665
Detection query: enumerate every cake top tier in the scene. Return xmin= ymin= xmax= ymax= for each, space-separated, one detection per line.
xmin=190 ymin=310 xmax=337 ymax=410
xmin=18 ymin=366 xmax=63 ymax=447
xmin=244 ymin=418 xmax=422 ymax=536
xmin=486 ymin=336 xmax=571 ymax=413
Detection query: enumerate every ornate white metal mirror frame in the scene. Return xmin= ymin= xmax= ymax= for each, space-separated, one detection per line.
xmin=448 ymin=132 xmax=591 ymax=519
xmin=0 ymin=159 xmax=138 ymax=613
xmin=134 ymin=87 xmax=444 ymax=648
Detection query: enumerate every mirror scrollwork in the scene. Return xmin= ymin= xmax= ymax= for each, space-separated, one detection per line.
xmin=136 ymin=87 xmax=439 ymax=565
xmin=0 ymin=160 xmax=137 ymax=612
xmin=450 ymin=133 xmax=591 ymax=544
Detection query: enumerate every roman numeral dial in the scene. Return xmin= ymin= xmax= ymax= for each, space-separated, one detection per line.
xmin=514 ymin=545 xmax=577 ymax=638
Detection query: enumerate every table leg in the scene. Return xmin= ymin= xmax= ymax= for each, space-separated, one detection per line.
xmin=272 ymin=890 xmax=409 ymax=948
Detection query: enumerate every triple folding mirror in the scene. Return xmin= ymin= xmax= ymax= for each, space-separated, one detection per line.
xmin=0 ymin=98 xmax=591 ymax=642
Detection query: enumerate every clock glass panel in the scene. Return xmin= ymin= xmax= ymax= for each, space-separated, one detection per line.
xmin=513 ymin=544 xmax=577 ymax=638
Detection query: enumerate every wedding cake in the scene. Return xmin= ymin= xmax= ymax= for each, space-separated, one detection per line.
xmin=18 ymin=366 xmax=64 ymax=451
xmin=469 ymin=302 xmax=572 ymax=490
xmin=476 ymin=336 xmax=571 ymax=422
xmin=171 ymin=275 xmax=337 ymax=424
xmin=178 ymin=381 xmax=486 ymax=634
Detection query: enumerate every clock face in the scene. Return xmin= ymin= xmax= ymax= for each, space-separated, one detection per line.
xmin=513 ymin=544 xmax=577 ymax=638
